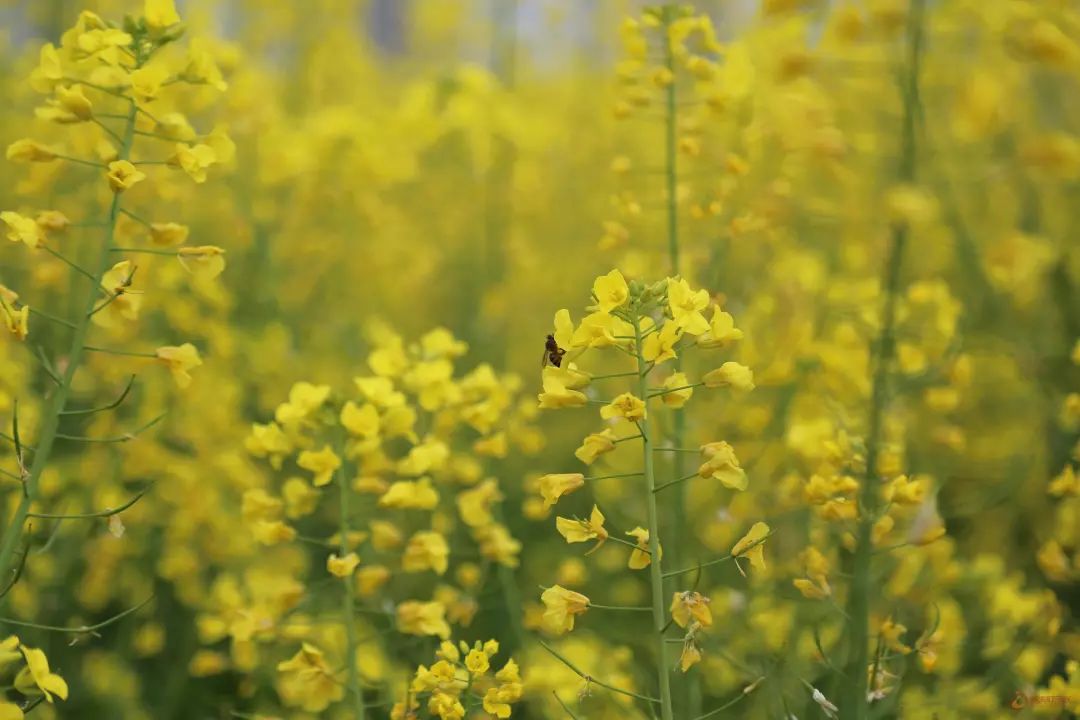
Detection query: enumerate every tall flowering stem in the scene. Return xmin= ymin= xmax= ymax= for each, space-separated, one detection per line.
xmin=0 ymin=97 xmax=140 ymax=592
xmin=634 ymin=310 xmax=675 ymax=720
xmin=335 ymin=441 xmax=366 ymax=720
xmin=843 ymin=1 xmax=925 ymax=716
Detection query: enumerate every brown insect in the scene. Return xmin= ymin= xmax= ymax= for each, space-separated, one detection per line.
xmin=543 ymin=334 xmax=565 ymax=368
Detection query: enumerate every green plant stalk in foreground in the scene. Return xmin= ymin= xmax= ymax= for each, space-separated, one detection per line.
xmin=842 ymin=1 xmax=924 ymax=717
xmin=635 ymin=313 xmax=675 ymax=720
xmin=0 ymin=92 xmax=140 ymax=597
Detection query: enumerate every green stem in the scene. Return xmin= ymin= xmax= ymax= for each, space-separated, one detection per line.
xmin=634 ymin=314 xmax=674 ymax=720
xmin=661 ymin=7 xmax=695 ymax=714
xmin=336 ymin=437 xmax=366 ymax=720
xmin=0 ymin=95 xmax=140 ymax=597
xmin=841 ymin=3 xmax=924 ymax=718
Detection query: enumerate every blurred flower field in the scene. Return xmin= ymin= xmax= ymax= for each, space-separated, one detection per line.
xmin=0 ymin=0 xmax=1078 ymax=718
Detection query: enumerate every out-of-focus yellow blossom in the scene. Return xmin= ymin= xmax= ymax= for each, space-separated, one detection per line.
xmin=540 ymin=585 xmax=590 ymax=634
xmin=296 ymin=445 xmax=341 ymax=487
xmin=396 ymin=600 xmax=451 ymax=639
xmin=1 ymin=211 xmax=44 ymax=248
xmin=731 ymin=522 xmax=770 ymax=572
xmin=155 ymin=343 xmax=202 ymax=388
xmin=703 ymin=361 xmax=755 ymax=391
xmin=275 ymin=644 xmax=342 ymax=713
xmin=403 ymin=531 xmax=450 ymax=575
xmin=177 ymin=246 xmax=227 ymax=280
xmin=326 ymin=552 xmax=360 ymax=578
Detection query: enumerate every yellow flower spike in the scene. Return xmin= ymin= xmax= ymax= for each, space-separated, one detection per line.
xmin=145 ymin=0 xmax=181 ymax=29
xmin=5 ymin=139 xmax=58 ymax=162
xmin=592 ymin=268 xmax=630 ymax=313
xmin=168 ymin=142 xmax=218 ymax=183
xmin=574 ymin=428 xmax=617 ymax=465
xmin=540 ymin=585 xmax=590 ymax=634
xmin=402 ymin=531 xmax=450 ymax=575
xmin=666 ymin=277 xmax=711 ymax=335
xmin=626 ymin=527 xmax=660 ymax=569
xmin=555 ymin=505 xmax=609 ymax=554
xmin=326 ymin=552 xmax=360 ymax=578
xmin=106 ymin=160 xmax=147 ymax=193
xmin=600 ymin=392 xmax=646 ymax=422
xmin=297 ymin=445 xmax=342 ymax=487
xmin=537 ymin=473 xmax=585 ymax=509
xmin=396 ymin=600 xmax=451 ymax=639
xmin=670 ymin=591 xmax=713 ymax=629
xmin=1 ymin=211 xmax=44 ymax=248
xmin=14 ymin=646 xmax=68 ymax=703
xmin=660 ymin=372 xmax=693 ymax=408
xmin=177 ymin=246 xmax=227 ymax=280
xmin=731 ymin=522 xmax=771 ymax=573
xmin=702 ymin=361 xmax=755 ymax=391
xmin=697 ymin=441 xmax=747 ymax=490
xmin=155 ymin=343 xmax=203 ymax=388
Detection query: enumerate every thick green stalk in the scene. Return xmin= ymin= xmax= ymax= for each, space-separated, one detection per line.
xmin=0 ymin=96 xmax=140 ymax=594
xmin=841 ymin=3 xmax=924 ymax=718
xmin=634 ymin=315 xmax=674 ymax=720
xmin=336 ymin=449 xmax=366 ymax=719
xmin=661 ymin=8 xmax=699 ymax=714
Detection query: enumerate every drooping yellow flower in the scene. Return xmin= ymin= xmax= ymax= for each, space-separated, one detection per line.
xmin=671 ymin=591 xmax=713 ymax=629
xmin=626 ymin=527 xmax=659 ymax=569
xmin=149 ymin=222 xmax=189 ymax=246
xmin=538 ymin=473 xmax=585 ymax=509
xmin=403 ymin=531 xmax=450 ymax=575
xmin=703 ymin=361 xmax=755 ymax=391
xmin=379 ymin=477 xmax=440 ymax=510
xmin=540 ymin=585 xmax=590 ymax=634
xmin=731 ymin=522 xmax=771 ymax=572
xmin=106 ymin=160 xmax=147 ymax=192
xmin=679 ymin=635 xmax=703 ymax=672
xmin=660 ymin=372 xmax=693 ymax=408
xmin=1 ymin=212 xmax=44 ymax=248
xmin=340 ymin=401 xmax=380 ymax=438
xmin=457 ymin=479 xmax=502 ymax=528
xmin=396 ymin=600 xmax=451 ymax=639
xmin=642 ymin=320 xmax=682 ymax=364
xmin=177 ymin=246 xmax=226 ymax=280
xmin=168 ymin=142 xmax=218 ymax=183
xmin=592 ymin=268 xmax=629 ymax=313
xmin=555 ymin=505 xmax=609 ymax=553
xmin=94 ymin=260 xmax=142 ymax=327
xmin=574 ymin=428 xmax=617 ymax=465
xmin=698 ymin=441 xmax=747 ymax=490
xmin=145 ymin=0 xmax=181 ymax=28
xmin=538 ymin=367 xmax=588 ymax=409
xmin=297 ymin=445 xmax=342 ymax=487
xmin=600 ymin=392 xmax=646 ymax=422
xmin=251 ymin=519 xmax=297 ymax=545
xmin=155 ymin=343 xmax=203 ymax=388
xmin=14 ymin=646 xmax=68 ymax=702
xmin=276 ymin=644 xmax=343 ymax=713
xmin=667 ymin=277 xmax=711 ymax=334
xmin=697 ymin=306 xmax=744 ymax=348
xmin=6 ymin=139 xmax=58 ymax=162
xmin=326 ymin=552 xmax=360 ymax=578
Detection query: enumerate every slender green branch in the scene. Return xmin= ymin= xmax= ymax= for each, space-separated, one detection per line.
xmin=55 ymin=412 xmax=165 ymax=443
xmin=588 ymin=602 xmax=652 ymax=612
xmin=109 ymin=246 xmax=177 ymax=256
xmin=84 ymin=345 xmax=156 ymax=358
xmin=39 ymin=245 xmax=97 ymax=283
xmin=537 ymin=639 xmax=660 ymax=705
xmin=586 ymin=471 xmax=643 ymax=481
xmin=27 ymin=308 xmax=75 ymax=329
xmin=0 ymin=594 xmax=153 ymax=634
xmin=652 ymin=471 xmax=699 ymax=493
xmin=28 ymin=484 xmax=151 ymax=519
xmin=60 ymin=375 xmax=136 ymax=416
xmin=553 ymin=692 xmax=582 ymax=720
xmin=662 ymin=533 xmax=772 ymax=579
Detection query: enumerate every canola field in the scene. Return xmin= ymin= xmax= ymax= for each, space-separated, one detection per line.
xmin=0 ymin=1 xmax=1078 ymax=718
